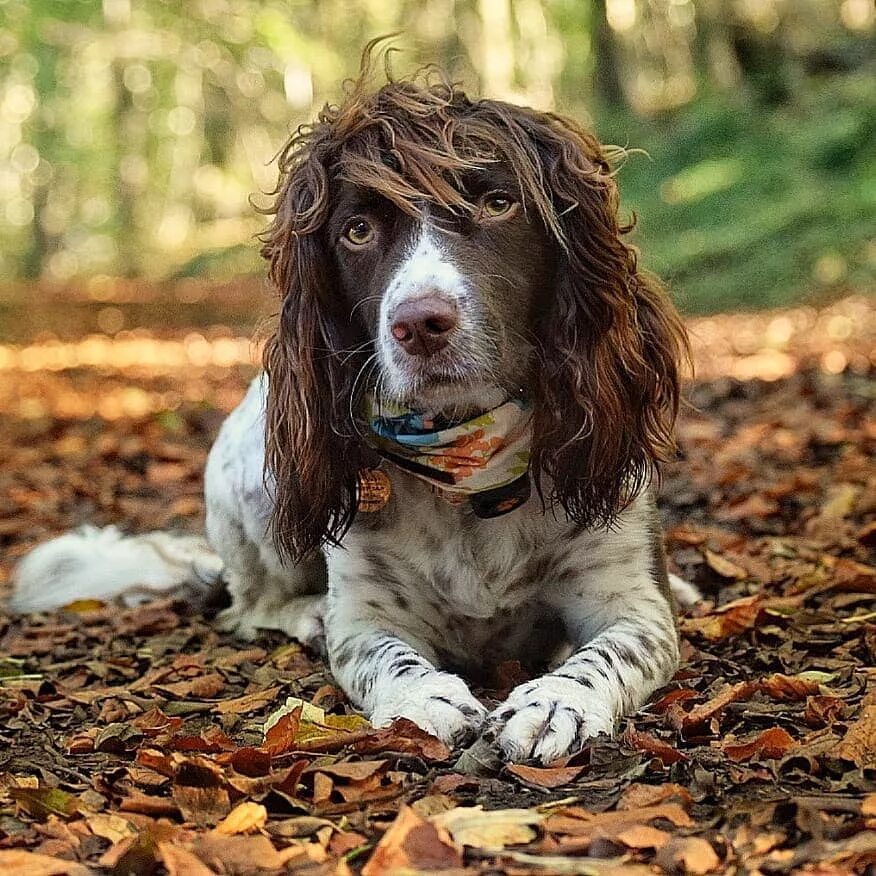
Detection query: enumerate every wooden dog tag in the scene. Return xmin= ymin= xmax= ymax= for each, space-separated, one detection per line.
xmin=357 ymin=469 xmax=391 ymax=512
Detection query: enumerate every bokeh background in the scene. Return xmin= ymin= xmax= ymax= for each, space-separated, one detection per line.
xmin=2 ymin=1 xmax=874 ymax=311
xmin=0 ymin=0 xmax=873 ymax=423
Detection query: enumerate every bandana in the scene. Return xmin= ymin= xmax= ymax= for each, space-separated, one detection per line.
xmin=366 ymin=395 xmax=533 ymax=517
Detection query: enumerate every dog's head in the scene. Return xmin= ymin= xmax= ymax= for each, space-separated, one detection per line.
xmin=262 ymin=68 xmax=689 ymax=561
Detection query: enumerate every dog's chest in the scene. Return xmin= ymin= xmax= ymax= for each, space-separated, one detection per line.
xmin=353 ymin=474 xmax=554 ymax=619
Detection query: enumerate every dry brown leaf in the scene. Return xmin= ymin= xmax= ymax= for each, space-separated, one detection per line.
xmin=622 ymin=726 xmax=688 ymax=765
xmin=173 ymin=783 xmax=231 ymax=827
xmin=828 ymin=557 xmax=876 ymax=593
xmin=831 ymin=704 xmax=876 ymax=767
xmin=215 ymin=686 xmax=281 ymax=715
xmin=213 ymin=801 xmax=267 ymax=836
xmin=819 ymin=482 xmax=859 ymax=519
xmin=0 ymin=851 xmax=91 ymax=876
xmin=352 ymin=717 xmax=452 ymax=762
xmin=505 ymin=762 xmax=585 ymax=788
xmin=703 ymin=548 xmax=749 ymax=580
xmin=361 ymin=806 xmax=461 ymax=876
xmin=172 ymin=756 xmax=231 ymax=826
xmin=723 ymin=727 xmax=796 ymax=761
xmin=158 ymin=842 xmax=217 ymax=876
xmin=192 ymin=834 xmax=301 ymax=873
xmin=655 ymin=835 xmax=721 ymax=874
xmin=617 ymin=783 xmax=693 ymax=811
xmin=156 ymin=672 xmax=226 ymax=699
xmin=680 ymin=596 xmax=763 ymax=641
xmin=804 ymin=695 xmax=846 ymax=727
xmin=85 ymin=812 xmax=138 ymax=844
xmin=668 ymin=681 xmax=758 ymax=733
xmin=547 ymin=803 xmax=692 ymax=851
xmin=614 ymin=823 xmax=671 ymax=850
xmin=759 ymin=673 xmax=820 ymax=701
xmin=650 ymin=688 xmax=699 ymax=714
xmin=432 ymin=805 xmax=542 ymax=851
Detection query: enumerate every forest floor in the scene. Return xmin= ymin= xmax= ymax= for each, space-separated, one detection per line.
xmin=0 ymin=293 xmax=874 ymax=875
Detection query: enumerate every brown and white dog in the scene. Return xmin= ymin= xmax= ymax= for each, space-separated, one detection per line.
xmin=11 ymin=66 xmax=697 ymax=765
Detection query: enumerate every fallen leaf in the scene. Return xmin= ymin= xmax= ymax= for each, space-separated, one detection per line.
xmin=668 ymin=681 xmax=758 ymax=733
xmin=546 ymin=803 xmax=692 ymax=852
xmin=819 ymin=482 xmax=859 ymax=519
xmin=614 ymin=823 xmax=671 ymax=850
xmin=703 ymin=548 xmax=749 ymax=580
xmin=759 ymin=673 xmax=820 ymax=701
xmin=85 ymin=812 xmax=138 ymax=844
xmin=158 ymin=843 xmax=217 ymax=876
xmin=433 ymin=805 xmax=542 ymax=851
xmin=0 ymin=850 xmax=90 ymax=876
xmin=353 ymin=718 xmax=451 ymax=762
xmin=832 ymin=704 xmax=876 ymax=767
xmin=191 ymin=834 xmax=301 ymax=872
xmin=622 ymin=726 xmax=688 ymax=765
xmin=362 ymin=806 xmax=461 ymax=876
xmin=804 ymin=695 xmax=846 ymax=727
xmin=506 ymin=763 xmax=585 ymax=788
xmin=172 ymin=756 xmax=231 ymax=826
xmin=680 ymin=596 xmax=763 ymax=641
xmin=618 ymin=783 xmax=693 ymax=810
xmin=213 ymin=801 xmax=267 ymax=836
xmin=11 ymin=787 xmax=82 ymax=820
xmin=215 ymin=686 xmax=281 ymax=715
xmin=723 ymin=727 xmax=796 ymax=761
xmin=655 ymin=835 xmax=721 ymax=874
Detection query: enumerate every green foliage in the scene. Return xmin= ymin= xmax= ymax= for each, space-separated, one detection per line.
xmin=604 ymin=74 xmax=875 ymax=313
xmin=0 ymin=0 xmax=873 ymax=313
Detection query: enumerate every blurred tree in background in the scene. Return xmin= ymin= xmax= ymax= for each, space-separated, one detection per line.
xmin=0 ymin=0 xmax=873 ymax=312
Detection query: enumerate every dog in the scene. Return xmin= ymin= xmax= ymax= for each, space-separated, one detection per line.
xmin=11 ymin=64 xmax=697 ymax=765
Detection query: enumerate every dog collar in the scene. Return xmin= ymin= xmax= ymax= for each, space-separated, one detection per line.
xmin=362 ymin=395 xmax=533 ymax=518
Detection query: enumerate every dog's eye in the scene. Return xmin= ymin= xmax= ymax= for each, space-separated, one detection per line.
xmin=480 ymin=193 xmax=515 ymax=219
xmin=343 ymin=218 xmax=375 ymax=246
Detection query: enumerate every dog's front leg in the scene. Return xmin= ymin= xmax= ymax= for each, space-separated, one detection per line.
xmin=327 ymin=622 xmax=487 ymax=747
xmin=482 ymin=565 xmax=679 ymax=765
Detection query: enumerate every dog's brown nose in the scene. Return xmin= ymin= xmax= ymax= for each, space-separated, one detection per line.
xmin=390 ymin=296 xmax=458 ymax=356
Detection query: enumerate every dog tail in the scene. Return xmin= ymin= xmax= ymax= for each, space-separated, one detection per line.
xmin=9 ymin=525 xmax=224 ymax=614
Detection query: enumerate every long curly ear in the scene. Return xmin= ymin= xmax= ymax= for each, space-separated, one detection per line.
xmin=261 ymin=137 xmax=365 ymax=563
xmin=530 ymin=117 xmax=690 ymax=527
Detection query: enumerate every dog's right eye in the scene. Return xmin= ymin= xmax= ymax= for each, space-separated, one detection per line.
xmin=343 ymin=218 xmax=375 ymax=247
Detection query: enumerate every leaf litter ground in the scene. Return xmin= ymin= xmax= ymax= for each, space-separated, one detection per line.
xmin=0 ymin=293 xmax=874 ymax=874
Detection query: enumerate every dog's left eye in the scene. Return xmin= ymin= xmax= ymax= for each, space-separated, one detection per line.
xmin=343 ymin=218 xmax=375 ymax=246
xmin=480 ymin=193 xmax=516 ymax=219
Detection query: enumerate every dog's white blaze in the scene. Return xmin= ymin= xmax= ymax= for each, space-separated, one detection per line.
xmin=383 ymin=227 xmax=467 ymax=313
xmin=377 ymin=226 xmax=472 ymax=399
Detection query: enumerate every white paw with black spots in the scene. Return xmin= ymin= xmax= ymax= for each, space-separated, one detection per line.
xmin=482 ymin=676 xmax=615 ymax=764
xmin=369 ymin=673 xmax=487 ymax=747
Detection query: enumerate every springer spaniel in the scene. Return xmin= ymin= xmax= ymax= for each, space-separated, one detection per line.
xmin=12 ymin=70 xmax=696 ymax=765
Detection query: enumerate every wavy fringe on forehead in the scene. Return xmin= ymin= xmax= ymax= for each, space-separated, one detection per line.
xmin=261 ymin=41 xmax=622 ymax=254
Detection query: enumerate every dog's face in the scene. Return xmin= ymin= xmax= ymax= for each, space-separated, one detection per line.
xmin=328 ymin=169 xmax=554 ymax=412
xmin=261 ymin=77 xmax=687 ymax=560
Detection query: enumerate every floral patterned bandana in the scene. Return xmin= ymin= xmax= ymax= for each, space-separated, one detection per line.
xmin=366 ymin=395 xmax=533 ymax=517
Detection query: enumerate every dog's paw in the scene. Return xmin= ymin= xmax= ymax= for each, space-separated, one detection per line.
xmin=370 ymin=673 xmax=487 ymax=748
xmin=482 ymin=676 xmax=615 ymax=764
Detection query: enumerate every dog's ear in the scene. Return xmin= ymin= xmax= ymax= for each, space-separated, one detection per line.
xmin=261 ymin=136 xmax=365 ymax=563
xmin=528 ymin=117 xmax=690 ymax=527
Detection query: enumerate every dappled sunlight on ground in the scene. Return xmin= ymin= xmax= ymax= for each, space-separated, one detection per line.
xmin=0 ymin=295 xmax=872 ymax=420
